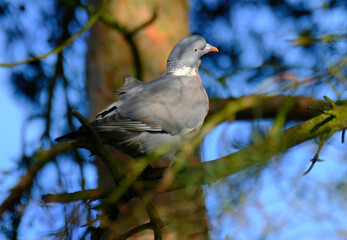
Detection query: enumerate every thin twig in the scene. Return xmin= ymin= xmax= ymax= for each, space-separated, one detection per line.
xmin=143 ymin=200 xmax=164 ymax=240
xmin=130 ymin=9 xmax=158 ymax=35
xmin=99 ymin=7 xmax=157 ymax=81
xmin=43 ymin=6 xmax=75 ymax=140
xmin=303 ymin=96 xmax=339 ymax=175
xmin=43 ymin=188 xmax=113 ymax=203
xmin=342 ymin=129 xmax=345 ymax=143
xmin=0 ymin=142 xmax=71 ymax=219
xmin=0 ymin=0 xmax=110 ymax=67
xmin=113 ymin=222 xmax=153 ymax=240
xmin=70 ymin=109 xmax=123 ymax=182
xmin=100 ymin=14 xmax=143 ymax=80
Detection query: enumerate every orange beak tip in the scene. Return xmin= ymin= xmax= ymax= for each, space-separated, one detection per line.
xmin=205 ymin=43 xmax=219 ymax=53
xmin=212 ymin=46 xmax=219 ymax=52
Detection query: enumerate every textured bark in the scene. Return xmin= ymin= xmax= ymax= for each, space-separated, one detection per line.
xmin=209 ymin=95 xmax=329 ymax=121
xmin=86 ymin=0 xmax=209 ymax=239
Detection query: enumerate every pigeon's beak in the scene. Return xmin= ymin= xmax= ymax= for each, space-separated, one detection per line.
xmin=204 ymin=43 xmax=219 ymax=53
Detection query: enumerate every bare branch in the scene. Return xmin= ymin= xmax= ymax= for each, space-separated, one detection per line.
xmin=0 ymin=142 xmax=71 ymax=219
xmin=113 ymin=222 xmax=153 ymax=240
xmin=0 ymin=0 xmax=110 ymax=67
xmin=70 ymin=109 xmax=124 ymax=183
xmin=98 ymin=7 xmax=157 ymax=81
xmin=43 ymin=188 xmax=112 ymax=203
xmin=41 ymin=98 xmax=347 ymax=203
xmin=208 ymin=95 xmax=336 ymax=122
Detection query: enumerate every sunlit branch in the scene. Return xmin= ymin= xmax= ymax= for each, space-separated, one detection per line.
xmin=0 ymin=0 xmax=110 ymax=68
xmin=43 ymin=188 xmax=114 ymax=203
xmin=70 ymin=109 xmax=124 ymax=183
xmin=0 ymin=142 xmax=71 ymax=219
xmin=143 ymin=200 xmax=164 ymax=240
xmin=169 ymin=97 xmax=347 ymax=189
xmin=208 ymin=95 xmax=347 ymax=121
xmin=70 ymin=109 xmax=165 ymax=238
xmin=113 ymin=222 xmax=154 ymax=240
xmin=42 ymin=97 xmax=347 ymax=203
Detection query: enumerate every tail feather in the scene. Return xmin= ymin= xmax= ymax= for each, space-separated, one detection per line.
xmin=55 ymin=131 xmax=83 ymax=142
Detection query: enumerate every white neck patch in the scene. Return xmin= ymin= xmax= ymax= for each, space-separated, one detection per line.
xmin=169 ymin=66 xmax=198 ymax=77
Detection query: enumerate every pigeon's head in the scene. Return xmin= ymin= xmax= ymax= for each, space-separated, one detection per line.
xmin=167 ymin=35 xmax=218 ymax=71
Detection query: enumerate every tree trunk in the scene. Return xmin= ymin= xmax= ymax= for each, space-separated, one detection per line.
xmin=86 ymin=0 xmax=210 ymax=239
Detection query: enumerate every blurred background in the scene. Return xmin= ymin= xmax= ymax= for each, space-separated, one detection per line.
xmin=0 ymin=0 xmax=346 ymax=239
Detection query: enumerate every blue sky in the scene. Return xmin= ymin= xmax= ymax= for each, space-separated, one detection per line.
xmin=0 ymin=68 xmax=22 ymax=171
xmin=1 ymin=1 xmax=347 ymax=239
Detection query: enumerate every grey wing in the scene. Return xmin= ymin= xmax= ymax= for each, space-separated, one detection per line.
xmin=93 ymin=76 xmax=163 ymax=133
xmin=95 ymin=76 xmax=143 ymax=119
xmin=93 ymin=75 xmax=209 ymax=135
xmin=117 ymin=75 xmax=209 ymax=135
xmin=114 ymin=76 xmax=143 ymax=96
xmin=92 ymin=111 xmax=163 ymax=132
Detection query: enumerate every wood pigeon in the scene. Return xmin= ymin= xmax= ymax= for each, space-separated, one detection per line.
xmin=56 ymin=35 xmax=218 ymax=158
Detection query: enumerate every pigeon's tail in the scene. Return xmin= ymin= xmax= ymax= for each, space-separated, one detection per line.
xmin=55 ymin=131 xmax=84 ymax=142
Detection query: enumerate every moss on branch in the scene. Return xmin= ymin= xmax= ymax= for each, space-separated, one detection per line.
xmin=42 ymin=97 xmax=347 ymax=203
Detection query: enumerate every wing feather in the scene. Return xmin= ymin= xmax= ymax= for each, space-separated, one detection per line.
xmin=92 ymin=74 xmax=208 ymax=135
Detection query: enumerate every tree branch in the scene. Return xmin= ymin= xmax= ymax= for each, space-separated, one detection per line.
xmin=208 ymin=95 xmax=341 ymax=121
xmin=0 ymin=0 xmax=110 ymax=67
xmin=42 ymin=188 xmax=112 ymax=203
xmin=143 ymin=200 xmax=164 ymax=240
xmin=166 ymin=97 xmax=347 ymax=191
xmin=113 ymin=222 xmax=153 ymax=240
xmin=42 ymin=97 xmax=347 ymax=203
xmin=0 ymin=142 xmax=71 ymax=219
xmin=98 ymin=8 xmax=158 ymax=81
xmin=70 ymin=110 xmax=124 ymax=183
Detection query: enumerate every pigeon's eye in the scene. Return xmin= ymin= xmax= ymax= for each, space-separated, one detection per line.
xmin=193 ymin=48 xmax=198 ymax=52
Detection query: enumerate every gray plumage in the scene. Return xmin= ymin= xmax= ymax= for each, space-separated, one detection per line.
xmin=56 ymin=35 xmax=218 ymax=158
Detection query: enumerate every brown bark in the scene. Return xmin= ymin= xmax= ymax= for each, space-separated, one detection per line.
xmin=209 ymin=95 xmax=330 ymax=121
